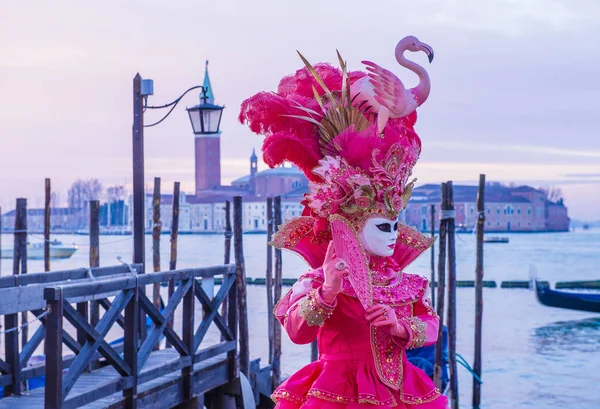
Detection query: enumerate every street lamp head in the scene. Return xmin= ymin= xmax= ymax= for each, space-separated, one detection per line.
xmin=186 ymin=90 xmax=224 ymax=135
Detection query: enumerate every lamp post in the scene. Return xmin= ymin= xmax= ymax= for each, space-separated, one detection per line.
xmin=131 ymin=73 xmax=224 ymax=266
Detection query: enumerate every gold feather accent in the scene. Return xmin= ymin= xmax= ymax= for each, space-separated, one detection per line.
xmin=288 ymin=51 xmax=371 ymax=157
xmin=401 ymin=178 xmax=417 ymax=210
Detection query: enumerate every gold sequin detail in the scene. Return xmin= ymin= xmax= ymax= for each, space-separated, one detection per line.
xmin=403 ymin=316 xmax=428 ymax=349
xmin=269 ymin=216 xmax=314 ymax=250
xmin=298 ymin=288 xmax=335 ymax=327
xmin=397 ymin=223 xmax=436 ymax=251
xmin=400 ymin=386 xmax=442 ymax=404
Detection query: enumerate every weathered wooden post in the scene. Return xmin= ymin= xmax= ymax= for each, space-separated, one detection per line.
xmin=152 ymin=177 xmax=161 ymax=351
xmin=170 ymin=182 xmax=180 ymax=273
xmin=221 ymin=200 xmax=232 ymax=323
xmin=132 ymin=73 xmax=145 ymax=267
xmin=132 ymin=73 xmax=147 ymax=345
xmin=227 ymin=246 xmax=239 ymax=382
xmin=266 ymin=197 xmax=275 ymax=365
xmin=17 ymin=199 xmax=29 ymax=359
xmin=234 ymin=196 xmax=250 ymax=376
xmin=182 ymin=274 xmax=196 ymax=404
xmin=430 ymin=203 xmax=436 ymax=308
xmin=433 ymin=184 xmax=447 ymax=390
xmin=5 ymin=198 xmax=27 ymax=395
xmin=45 ymin=178 xmax=51 ymax=272
xmin=123 ymin=275 xmax=140 ymax=408
xmin=224 ymin=200 xmax=232 ymax=264
xmin=272 ymin=196 xmax=283 ymax=387
xmin=167 ymin=181 xmax=180 ymax=348
xmin=86 ymin=200 xmax=100 ymax=372
xmin=446 ymin=182 xmax=459 ymax=409
xmin=89 ymin=201 xmax=100 ymax=332
xmin=152 ymin=178 xmax=161 ymax=276
xmin=44 ymin=290 xmax=64 ymax=409
xmin=473 ymin=175 xmax=486 ymax=409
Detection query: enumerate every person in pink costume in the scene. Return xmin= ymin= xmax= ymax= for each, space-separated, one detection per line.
xmin=239 ymin=36 xmax=447 ymax=409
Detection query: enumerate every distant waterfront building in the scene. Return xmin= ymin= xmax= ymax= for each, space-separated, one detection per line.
xmin=402 ymin=184 xmax=570 ymax=232
xmin=141 ymin=188 xmax=305 ymax=234
xmin=1 ymin=208 xmax=77 ymax=233
xmin=0 ymin=201 xmax=130 ymax=233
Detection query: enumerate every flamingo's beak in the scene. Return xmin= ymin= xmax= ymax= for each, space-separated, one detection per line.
xmin=419 ymin=42 xmax=434 ymax=63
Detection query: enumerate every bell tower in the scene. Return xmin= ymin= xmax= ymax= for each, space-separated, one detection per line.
xmin=194 ymin=61 xmax=222 ymax=193
xmin=250 ymin=149 xmax=258 ymax=178
xmin=249 ymin=149 xmax=258 ymax=194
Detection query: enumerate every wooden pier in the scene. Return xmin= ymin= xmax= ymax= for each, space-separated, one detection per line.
xmin=0 ymin=193 xmax=275 ymax=409
xmin=0 ymin=262 xmax=244 ymax=409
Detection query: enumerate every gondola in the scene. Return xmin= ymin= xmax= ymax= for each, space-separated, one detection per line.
xmin=535 ymin=280 xmax=600 ymax=313
xmin=483 ymin=236 xmax=509 ymax=243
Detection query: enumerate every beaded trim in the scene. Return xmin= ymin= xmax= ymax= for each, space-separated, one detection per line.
xmin=371 ymin=325 xmax=403 ymax=390
xmin=400 ymin=386 xmax=442 ymax=404
xmin=270 ymin=216 xmax=314 ymax=250
xmin=272 ymin=388 xmax=397 ymax=407
xmin=309 ymin=389 xmax=396 ymax=406
xmin=271 ymin=390 xmax=306 ymax=404
xmin=403 ymin=316 xmax=428 ymax=349
xmin=298 ymin=288 xmax=335 ymax=327
xmin=396 ymin=223 xmax=436 ymax=251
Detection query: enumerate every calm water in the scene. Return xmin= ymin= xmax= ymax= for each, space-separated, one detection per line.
xmin=1 ymin=231 xmax=599 ymax=408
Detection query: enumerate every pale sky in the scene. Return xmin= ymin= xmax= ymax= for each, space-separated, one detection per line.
xmin=1 ymin=0 xmax=599 ymax=220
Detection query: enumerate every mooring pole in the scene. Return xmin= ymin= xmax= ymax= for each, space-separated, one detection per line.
xmin=473 ymin=175 xmax=486 ymax=408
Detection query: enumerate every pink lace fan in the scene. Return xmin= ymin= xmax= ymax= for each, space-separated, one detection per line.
xmin=329 ymin=215 xmax=372 ymax=310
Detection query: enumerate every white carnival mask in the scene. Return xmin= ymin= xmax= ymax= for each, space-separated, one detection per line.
xmin=358 ymin=217 xmax=398 ymax=258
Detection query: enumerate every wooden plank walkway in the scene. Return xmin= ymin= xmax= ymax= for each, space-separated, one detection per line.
xmin=0 ymin=349 xmax=229 ymax=409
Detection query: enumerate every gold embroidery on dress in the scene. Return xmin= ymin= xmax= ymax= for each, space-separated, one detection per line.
xmin=370 ymin=326 xmax=403 ymax=390
xmin=298 ymin=288 xmax=335 ymax=327
xmin=270 ymin=216 xmax=314 ymax=250
xmin=400 ymin=386 xmax=442 ymax=404
xmin=403 ymin=316 xmax=428 ymax=349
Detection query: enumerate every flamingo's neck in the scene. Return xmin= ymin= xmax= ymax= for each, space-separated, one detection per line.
xmin=395 ymin=49 xmax=431 ymax=105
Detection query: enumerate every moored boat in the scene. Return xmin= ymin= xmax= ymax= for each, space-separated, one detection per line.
xmin=484 ymin=236 xmax=509 ymax=243
xmin=535 ymin=280 xmax=600 ymax=313
xmin=1 ymin=240 xmax=78 ymax=259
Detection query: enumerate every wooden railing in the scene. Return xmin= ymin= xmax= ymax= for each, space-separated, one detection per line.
xmin=0 ymin=264 xmax=143 ymax=397
xmin=42 ymin=264 xmax=237 ymax=409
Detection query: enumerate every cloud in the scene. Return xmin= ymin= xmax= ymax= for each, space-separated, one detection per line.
xmin=1 ymin=0 xmax=599 ymax=221
xmin=427 ymin=141 xmax=600 ymax=159
xmin=563 ymin=173 xmax=600 ymax=178
xmin=413 ymin=161 xmax=600 ymax=185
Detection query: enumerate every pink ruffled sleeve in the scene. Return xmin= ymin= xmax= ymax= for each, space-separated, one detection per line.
xmin=274 ymin=274 xmax=336 ymax=345
xmin=396 ymin=288 xmax=439 ymax=349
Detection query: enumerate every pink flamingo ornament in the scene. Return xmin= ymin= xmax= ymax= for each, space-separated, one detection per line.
xmin=351 ymin=36 xmax=434 ymax=135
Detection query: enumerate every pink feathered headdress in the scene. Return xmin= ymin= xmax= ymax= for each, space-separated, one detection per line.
xmin=239 ymin=52 xmax=421 ymax=229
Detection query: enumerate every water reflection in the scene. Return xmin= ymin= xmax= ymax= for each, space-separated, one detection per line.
xmin=533 ymin=318 xmax=600 ymax=355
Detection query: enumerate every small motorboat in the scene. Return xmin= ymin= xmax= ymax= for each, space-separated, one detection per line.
xmin=535 ymin=280 xmax=600 ymax=313
xmin=1 ymin=240 xmax=78 ymax=260
xmin=483 ymin=236 xmax=509 ymax=243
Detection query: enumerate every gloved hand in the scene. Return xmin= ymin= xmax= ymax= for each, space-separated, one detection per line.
xmin=365 ymin=304 xmax=408 ymax=340
xmin=321 ymin=241 xmax=349 ymax=303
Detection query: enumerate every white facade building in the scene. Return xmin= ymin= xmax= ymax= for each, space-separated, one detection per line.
xmin=140 ymin=194 xmax=305 ymax=234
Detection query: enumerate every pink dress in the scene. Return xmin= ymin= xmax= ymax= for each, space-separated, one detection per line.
xmin=272 ymin=260 xmax=447 ymax=409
